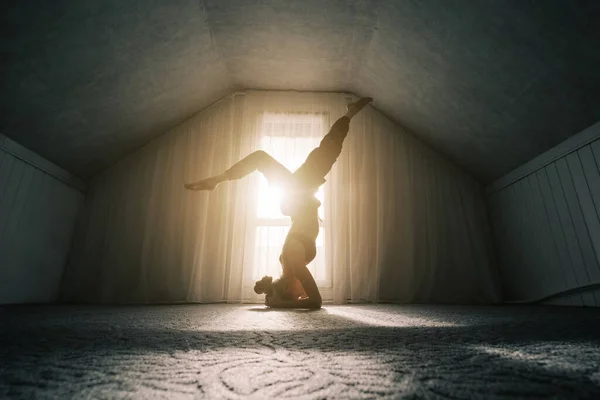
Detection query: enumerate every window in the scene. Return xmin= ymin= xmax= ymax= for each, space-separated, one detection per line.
xmin=252 ymin=113 xmax=330 ymax=285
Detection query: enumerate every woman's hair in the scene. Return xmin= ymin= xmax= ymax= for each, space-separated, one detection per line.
xmin=254 ymin=275 xmax=293 ymax=300
xmin=253 ymin=276 xmax=274 ymax=296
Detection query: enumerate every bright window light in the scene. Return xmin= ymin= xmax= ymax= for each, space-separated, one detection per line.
xmin=252 ymin=113 xmax=329 ymax=284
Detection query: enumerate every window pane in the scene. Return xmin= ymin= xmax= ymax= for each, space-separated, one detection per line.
xmin=252 ymin=113 xmax=330 ymax=289
xmin=256 ymin=176 xmax=284 ymax=219
xmin=253 ymin=226 xmax=288 ymax=280
xmin=260 ymin=136 xmax=322 ymax=170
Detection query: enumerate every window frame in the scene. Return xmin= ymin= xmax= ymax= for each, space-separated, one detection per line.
xmin=250 ymin=112 xmax=332 ymax=288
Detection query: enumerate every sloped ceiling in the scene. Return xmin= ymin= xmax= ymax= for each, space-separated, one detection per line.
xmin=2 ymin=0 xmax=599 ymax=182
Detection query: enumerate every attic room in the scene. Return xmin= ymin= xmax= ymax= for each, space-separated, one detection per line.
xmin=1 ymin=0 xmax=599 ymax=398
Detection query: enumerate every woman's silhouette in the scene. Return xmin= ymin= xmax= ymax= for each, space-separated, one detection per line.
xmin=185 ymin=97 xmax=373 ymax=308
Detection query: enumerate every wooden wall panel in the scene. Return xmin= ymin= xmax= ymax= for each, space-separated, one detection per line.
xmin=0 ymin=139 xmax=84 ymax=304
xmin=487 ymin=134 xmax=600 ymax=306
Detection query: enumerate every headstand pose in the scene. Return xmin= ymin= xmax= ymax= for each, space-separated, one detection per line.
xmin=185 ymin=97 xmax=373 ymax=309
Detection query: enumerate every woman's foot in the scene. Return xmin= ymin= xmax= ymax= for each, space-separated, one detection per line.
xmin=346 ymin=97 xmax=373 ymax=118
xmin=184 ymin=176 xmax=221 ymax=191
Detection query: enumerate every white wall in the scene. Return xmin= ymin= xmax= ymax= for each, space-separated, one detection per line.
xmin=486 ymin=122 xmax=600 ymax=306
xmin=0 ymin=134 xmax=85 ymax=304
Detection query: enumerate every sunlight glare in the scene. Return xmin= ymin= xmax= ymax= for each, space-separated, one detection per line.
xmin=257 ymin=177 xmax=285 ymax=218
xmin=326 ymin=307 xmax=461 ymax=327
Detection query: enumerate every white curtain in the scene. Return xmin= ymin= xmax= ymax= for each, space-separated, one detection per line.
xmin=329 ymin=104 xmax=501 ymax=304
xmin=61 ymin=90 xmax=501 ymax=304
xmin=62 ymin=94 xmax=256 ymax=303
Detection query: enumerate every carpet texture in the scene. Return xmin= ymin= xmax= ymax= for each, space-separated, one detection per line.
xmin=1 ymin=304 xmax=599 ymax=399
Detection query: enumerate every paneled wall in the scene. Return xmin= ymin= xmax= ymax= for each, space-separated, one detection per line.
xmin=486 ymin=123 xmax=600 ymax=306
xmin=0 ymin=135 xmax=85 ymax=304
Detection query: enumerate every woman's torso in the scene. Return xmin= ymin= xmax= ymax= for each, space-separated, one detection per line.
xmin=278 ymin=194 xmax=320 ymax=297
xmin=281 ymin=194 xmax=320 ymax=241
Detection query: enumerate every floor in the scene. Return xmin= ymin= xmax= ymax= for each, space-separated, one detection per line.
xmin=1 ymin=304 xmax=599 ymax=399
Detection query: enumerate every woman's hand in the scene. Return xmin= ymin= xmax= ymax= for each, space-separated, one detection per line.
xmin=265 ymin=293 xmax=283 ymax=307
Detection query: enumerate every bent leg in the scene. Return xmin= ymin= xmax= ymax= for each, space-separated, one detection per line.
xmin=225 ymin=150 xmax=292 ymax=186
xmin=185 ymin=150 xmax=292 ymax=191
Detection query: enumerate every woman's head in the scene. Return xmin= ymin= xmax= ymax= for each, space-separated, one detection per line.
xmin=254 ymin=276 xmax=274 ymax=296
xmin=254 ymin=275 xmax=294 ymax=301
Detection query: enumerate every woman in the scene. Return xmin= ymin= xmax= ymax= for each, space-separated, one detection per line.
xmin=185 ymin=97 xmax=373 ymax=309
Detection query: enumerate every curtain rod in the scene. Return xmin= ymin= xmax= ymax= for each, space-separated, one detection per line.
xmin=209 ymin=89 xmax=359 ymax=109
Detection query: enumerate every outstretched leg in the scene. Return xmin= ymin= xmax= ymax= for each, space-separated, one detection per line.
xmin=185 ymin=150 xmax=293 ymax=191
xmin=292 ymin=97 xmax=373 ymax=191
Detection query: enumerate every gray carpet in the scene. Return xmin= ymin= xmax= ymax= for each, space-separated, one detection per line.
xmin=1 ymin=304 xmax=599 ymax=399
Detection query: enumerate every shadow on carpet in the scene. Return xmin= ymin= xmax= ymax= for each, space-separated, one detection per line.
xmin=1 ymin=304 xmax=599 ymax=399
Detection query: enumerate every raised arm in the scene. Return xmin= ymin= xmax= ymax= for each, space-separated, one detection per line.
xmin=293 ymin=264 xmax=322 ymax=309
